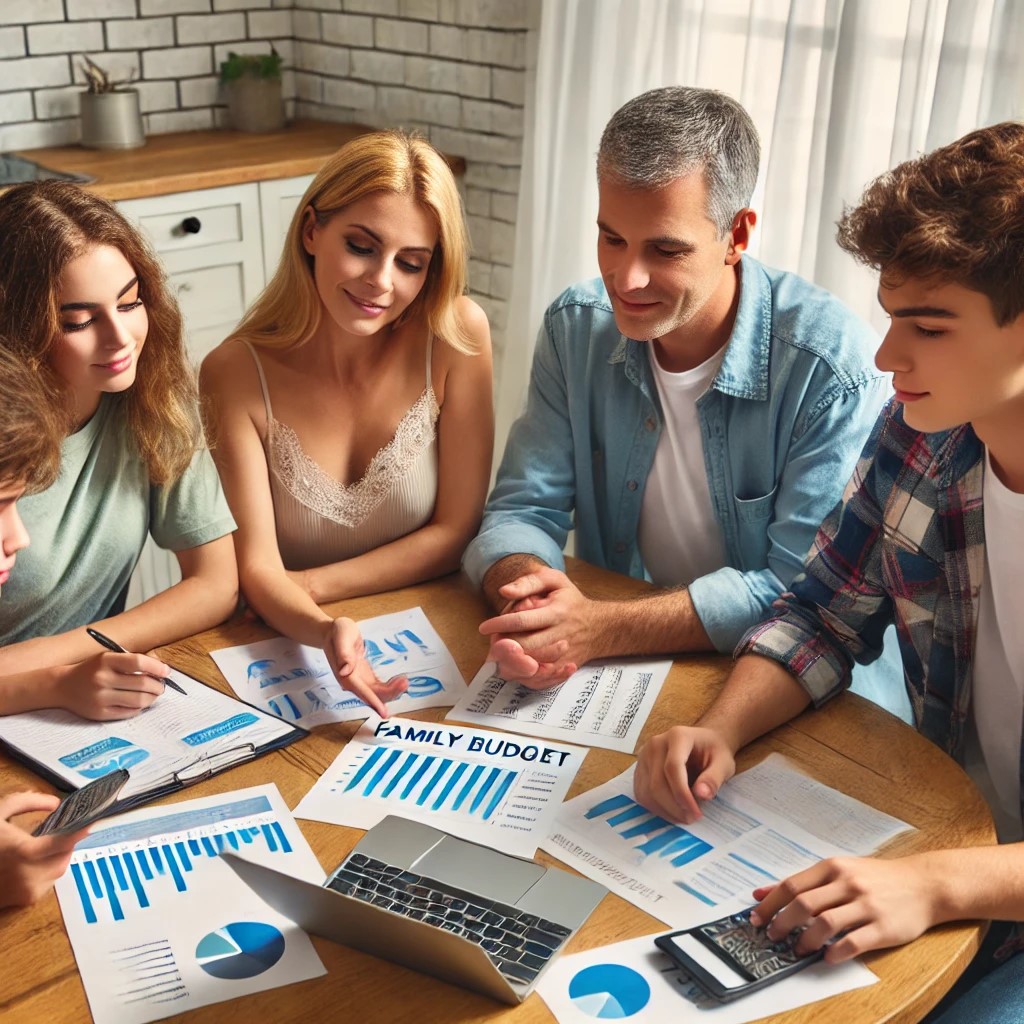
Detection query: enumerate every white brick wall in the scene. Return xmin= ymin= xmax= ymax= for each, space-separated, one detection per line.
xmin=1 ymin=0 xmax=292 ymax=151
xmin=27 ymin=22 xmax=105 ymax=56
xmin=106 ymin=18 xmax=175 ymax=51
xmin=68 ymin=1 xmax=139 ymax=18
xmin=1 ymin=0 xmax=540 ymax=359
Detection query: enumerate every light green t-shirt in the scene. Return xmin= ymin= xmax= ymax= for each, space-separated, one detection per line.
xmin=0 ymin=394 xmax=236 ymax=645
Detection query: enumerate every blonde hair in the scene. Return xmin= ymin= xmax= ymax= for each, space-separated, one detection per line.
xmin=229 ymin=130 xmax=477 ymax=354
xmin=0 ymin=182 xmax=201 ymax=485
xmin=0 ymin=344 xmax=63 ymax=493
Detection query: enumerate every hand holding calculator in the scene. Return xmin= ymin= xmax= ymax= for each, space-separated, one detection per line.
xmin=656 ymin=907 xmax=825 ymax=1003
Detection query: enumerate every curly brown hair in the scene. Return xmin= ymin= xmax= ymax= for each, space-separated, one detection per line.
xmin=0 ymin=345 xmax=64 ymax=493
xmin=837 ymin=121 xmax=1024 ymax=326
xmin=0 ymin=181 xmax=201 ymax=484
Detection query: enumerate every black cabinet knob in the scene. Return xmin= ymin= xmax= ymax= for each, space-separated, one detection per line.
xmin=181 ymin=216 xmax=202 ymax=234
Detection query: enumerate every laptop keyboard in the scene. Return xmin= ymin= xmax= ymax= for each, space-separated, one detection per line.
xmin=326 ymin=852 xmax=573 ymax=986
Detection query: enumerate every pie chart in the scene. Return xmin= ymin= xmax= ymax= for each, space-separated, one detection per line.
xmin=568 ymin=963 xmax=651 ymax=1018
xmin=195 ymin=921 xmax=286 ymax=980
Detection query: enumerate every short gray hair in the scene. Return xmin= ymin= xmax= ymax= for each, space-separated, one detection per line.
xmin=597 ymin=87 xmax=760 ymax=237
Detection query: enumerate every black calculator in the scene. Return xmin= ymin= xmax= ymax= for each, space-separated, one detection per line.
xmin=656 ymin=907 xmax=825 ymax=1003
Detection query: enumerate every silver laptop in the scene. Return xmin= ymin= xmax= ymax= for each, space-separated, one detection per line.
xmin=222 ymin=815 xmax=605 ymax=1005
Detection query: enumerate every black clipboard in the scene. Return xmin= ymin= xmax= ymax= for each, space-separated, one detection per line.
xmin=0 ymin=664 xmax=308 ymax=822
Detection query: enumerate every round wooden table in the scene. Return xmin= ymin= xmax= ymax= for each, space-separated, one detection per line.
xmin=0 ymin=561 xmax=995 ymax=1024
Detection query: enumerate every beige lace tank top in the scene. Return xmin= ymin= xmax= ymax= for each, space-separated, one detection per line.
xmin=242 ymin=339 xmax=440 ymax=571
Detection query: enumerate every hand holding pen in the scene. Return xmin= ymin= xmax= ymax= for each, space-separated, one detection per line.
xmin=87 ymin=629 xmax=186 ymax=695
xmin=46 ymin=629 xmax=177 ymax=722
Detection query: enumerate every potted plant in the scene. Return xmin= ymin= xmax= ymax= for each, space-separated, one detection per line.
xmin=220 ymin=46 xmax=285 ymax=133
xmin=78 ymin=54 xmax=145 ymax=150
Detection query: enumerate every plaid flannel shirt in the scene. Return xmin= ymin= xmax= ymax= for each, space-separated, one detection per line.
xmin=741 ymin=398 xmax=1024 ymax=962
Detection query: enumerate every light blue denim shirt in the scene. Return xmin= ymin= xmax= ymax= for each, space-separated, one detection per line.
xmin=465 ymin=256 xmax=906 ymax=717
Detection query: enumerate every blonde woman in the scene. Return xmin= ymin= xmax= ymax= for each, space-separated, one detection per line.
xmin=202 ymin=131 xmax=493 ymax=719
xmin=0 ymin=182 xmax=237 ymax=719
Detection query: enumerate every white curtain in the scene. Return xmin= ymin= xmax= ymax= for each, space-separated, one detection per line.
xmin=497 ymin=0 xmax=1024 ymax=453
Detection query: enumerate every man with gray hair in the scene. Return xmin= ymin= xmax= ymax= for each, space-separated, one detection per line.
xmin=463 ymin=86 xmax=901 ymax=713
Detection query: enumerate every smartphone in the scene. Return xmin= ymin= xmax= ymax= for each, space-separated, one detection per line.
xmin=655 ymin=907 xmax=825 ymax=1003
xmin=31 ymin=769 xmax=130 ymax=837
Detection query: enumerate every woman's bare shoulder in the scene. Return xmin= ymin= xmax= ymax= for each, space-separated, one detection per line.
xmin=454 ymin=294 xmax=491 ymax=347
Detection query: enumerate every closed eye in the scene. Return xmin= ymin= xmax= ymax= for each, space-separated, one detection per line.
xmin=62 ymin=319 xmax=94 ymax=333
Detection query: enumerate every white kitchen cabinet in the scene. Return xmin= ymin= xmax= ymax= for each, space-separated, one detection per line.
xmin=258 ymin=173 xmax=315 ymax=281
xmin=119 ymin=175 xmax=312 ymax=607
xmin=118 ymin=182 xmax=266 ymax=365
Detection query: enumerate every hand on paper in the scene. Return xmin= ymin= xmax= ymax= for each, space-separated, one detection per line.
xmin=0 ymin=791 xmax=88 ymax=908
xmin=634 ymin=725 xmax=737 ymax=824
xmin=55 ymin=652 xmax=170 ymax=721
xmin=478 ymin=567 xmax=603 ymax=689
xmin=322 ymin=617 xmax=408 ymax=719
xmin=748 ymin=854 xmax=942 ymax=963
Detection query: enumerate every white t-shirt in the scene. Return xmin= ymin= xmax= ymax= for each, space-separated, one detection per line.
xmin=966 ymin=449 xmax=1024 ymax=842
xmin=638 ymin=343 xmax=727 ymax=588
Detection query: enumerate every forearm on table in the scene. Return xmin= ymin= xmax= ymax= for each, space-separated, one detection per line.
xmin=0 ymin=573 xmax=237 ymax=675
xmin=584 ymin=587 xmax=714 ymax=660
xmin=696 ymin=653 xmax=812 ymax=753
xmin=241 ymin=565 xmax=334 ymax=648
xmin=913 ymin=844 xmax=1024 ymax=926
xmin=0 ymin=664 xmax=70 ymax=715
xmin=305 ymin=522 xmax=475 ymax=604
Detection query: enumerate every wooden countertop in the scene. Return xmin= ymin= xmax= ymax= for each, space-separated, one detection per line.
xmin=13 ymin=119 xmax=467 ymax=201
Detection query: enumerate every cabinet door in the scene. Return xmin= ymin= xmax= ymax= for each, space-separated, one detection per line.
xmin=119 ymin=183 xmax=265 ymax=608
xmin=119 ymin=183 xmax=266 ymax=364
xmin=258 ymin=174 xmax=315 ymax=282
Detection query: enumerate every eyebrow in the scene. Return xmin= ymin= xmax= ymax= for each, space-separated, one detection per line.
xmin=597 ymin=220 xmax=695 ymax=250
xmin=60 ymin=276 xmax=139 ymax=311
xmin=349 ymin=223 xmax=433 ymax=255
xmin=877 ymin=289 xmax=958 ymax=318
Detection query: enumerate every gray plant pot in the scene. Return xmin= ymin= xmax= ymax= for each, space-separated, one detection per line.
xmin=79 ymin=89 xmax=145 ymax=150
xmin=225 ymin=77 xmax=285 ymax=133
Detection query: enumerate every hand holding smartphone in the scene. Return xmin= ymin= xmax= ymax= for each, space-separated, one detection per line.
xmin=31 ymin=769 xmax=130 ymax=837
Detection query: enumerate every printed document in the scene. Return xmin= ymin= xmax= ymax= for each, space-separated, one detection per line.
xmin=541 ymin=754 xmax=914 ymax=927
xmin=0 ymin=668 xmax=297 ymax=803
xmin=55 ymin=784 xmax=325 ymax=1024
xmin=448 ymin=658 xmax=672 ymax=753
xmin=536 ymin=931 xmax=875 ymax=1024
xmin=294 ymin=715 xmax=586 ymax=858
xmin=210 ymin=607 xmax=465 ymax=727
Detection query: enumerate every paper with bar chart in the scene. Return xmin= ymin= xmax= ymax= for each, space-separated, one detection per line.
xmin=294 ymin=715 xmax=586 ymax=858
xmin=210 ymin=607 xmax=466 ymax=727
xmin=54 ymin=784 xmax=325 ymax=1024
xmin=541 ymin=755 xmax=913 ymax=928
xmin=447 ymin=658 xmax=672 ymax=753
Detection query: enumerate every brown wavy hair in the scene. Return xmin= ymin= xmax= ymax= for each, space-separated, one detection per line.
xmin=0 ymin=345 xmax=63 ymax=493
xmin=228 ymin=129 xmax=476 ymax=354
xmin=0 ymin=181 xmax=201 ymax=484
xmin=837 ymin=121 xmax=1024 ymax=326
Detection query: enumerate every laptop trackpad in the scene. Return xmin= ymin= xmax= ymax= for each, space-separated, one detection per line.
xmin=412 ymin=836 xmax=545 ymax=904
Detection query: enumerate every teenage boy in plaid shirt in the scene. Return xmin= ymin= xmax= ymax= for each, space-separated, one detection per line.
xmin=635 ymin=121 xmax=1024 ymax=1023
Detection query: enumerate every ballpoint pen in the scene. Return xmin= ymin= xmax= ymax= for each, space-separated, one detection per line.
xmin=86 ymin=627 xmax=188 ymax=696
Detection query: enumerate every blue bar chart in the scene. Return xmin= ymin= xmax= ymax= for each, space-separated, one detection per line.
xmin=584 ymin=793 xmax=713 ymax=867
xmin=339 ymin=746 xmax=517 ymax=822
xmin=69 ymin=796 xmax=295 ymax=926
